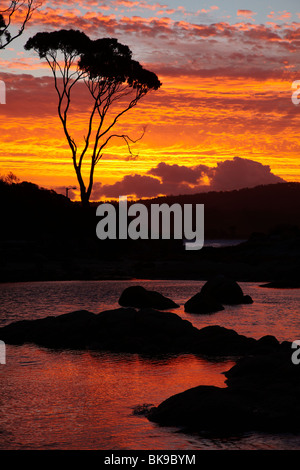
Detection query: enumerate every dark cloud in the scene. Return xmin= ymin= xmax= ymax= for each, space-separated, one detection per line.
xmin=209 ymin=157 xmax=285 ymax=191
xmin=91 ymin=157 xmax=285 ymax=200
xmin=91 ymin=174 xmax=163 ymax=199
xmin=147 ymin=161 xmax=210 ymax=184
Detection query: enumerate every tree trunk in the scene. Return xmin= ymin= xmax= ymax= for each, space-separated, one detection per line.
xmin=75 ymin=166 xmax=90 ymax=209
xmin=80 ymin=190 xmax=90 ymax=209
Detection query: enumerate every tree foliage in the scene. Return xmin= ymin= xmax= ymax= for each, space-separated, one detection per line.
xmin=25 ymin=29 xmax=162 ymax=207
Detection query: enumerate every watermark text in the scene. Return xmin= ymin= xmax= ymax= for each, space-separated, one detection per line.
xmin=0 ymin=340 xmax=6 ymax=364
xmin=96 ymin=196 xmax=204 ymax=250
xmin=291 ymin=80 xmax=300 ymax=105
xmin=0 ymin=80 xmax=6 ymax=104
xmin=291 ymin=340 xmax=300 ymax=365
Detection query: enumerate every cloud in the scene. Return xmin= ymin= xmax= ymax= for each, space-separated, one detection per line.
xmin=237 ymin=10 xmax=257 ymax=20
xmin=5 ymin=4 xmax=300 ymax=82
xmin=267 ymin=11 xmax=292 ymax=21
xmin=90 ymin=157 xmax=285 ymax=200
xmin=91 ymin=174 xmax=163 ymax=199
xmin=209 ymin=157 xmax=285 ymax=191
xmin=147 ymin=162 xmax=209 ymax=184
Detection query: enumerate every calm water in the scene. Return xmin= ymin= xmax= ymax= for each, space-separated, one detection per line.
xmin=1 ymin=279 xmax=300 ymax=450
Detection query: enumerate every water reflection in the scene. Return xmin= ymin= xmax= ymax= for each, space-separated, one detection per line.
xmin=0 ymin=279 xmax=300 ymax=341
xmin=1 ymin=344 xmax=234 ymax=450
xmin=1 ymin=280 xmax=300 ymax=449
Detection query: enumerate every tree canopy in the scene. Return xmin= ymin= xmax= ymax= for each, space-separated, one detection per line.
xmin=25 ymin=30 xmax=161 ymax=91
xmin=25 ymin=29 xmax=162 ymax=207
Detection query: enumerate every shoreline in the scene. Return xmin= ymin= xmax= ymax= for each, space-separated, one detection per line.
xmin=1 ymin=233 xmax=299 ymax=285
xmin=1 ymin=279 xmax=299 ymax=441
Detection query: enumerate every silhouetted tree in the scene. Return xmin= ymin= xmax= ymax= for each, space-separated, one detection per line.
xmin=0 ymin=171 xmax=20 ymax=184
xmin=0 ymin=1 xmax=40 ymax=49
xmin=25 ymin=29 xmax=162 ymax=207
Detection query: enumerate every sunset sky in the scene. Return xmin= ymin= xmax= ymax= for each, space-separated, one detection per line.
xmin=1 ymin=0 xmax=300 ymax=200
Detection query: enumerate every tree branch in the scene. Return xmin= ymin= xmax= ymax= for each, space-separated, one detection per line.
xmin=95 ymin=126 xmax=147 ymax=165
xmin=0 ymin=1 xmax=41 ymax=49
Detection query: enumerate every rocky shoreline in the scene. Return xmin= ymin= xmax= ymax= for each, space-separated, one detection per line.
xmin=1 ymin=281 xmax=298 ymax=436
xmin=0 ymin=278 xmax=257 ymax=355
xmin=147 ymin=342 xmax=299 ymax=435
xmin=1 ymin=228 xmax=300 ymax=284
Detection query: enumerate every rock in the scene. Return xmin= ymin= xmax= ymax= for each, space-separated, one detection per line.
xmin=118 ymin=285 xmax=179 ymax=310
xmin=194 ymin=325 xmax=257 ymax=356
xmin=200 ymin=275 xmax=253 ymax=305
xmin=242 ymin=295 xmax=253 ymax=304
xmin=148 ymin=342 xmax=300 ymax=434
xmin=0 ymin=307 xmax=199 ymax=354
xmin=259 ymin=280 xmax=300 ymax=288
xmin=0 ymin=310 xmax=97 ymax=349
xmin=148 ymin=385 xmax=260 ymax=433
xmin=184 ymin=275 xmax=253 ymax=314
xmin=0 ymin=308 xmax=275 ymax=357
xmin=224 ymin=344 xmax=296 ymax=390
xmin=184 ymin=292 xmax=224 ymax=314
xmin=94 ymin=307 xmax=199 ymax=354
xmin=248 ymin=334 xmax=280 ymax=355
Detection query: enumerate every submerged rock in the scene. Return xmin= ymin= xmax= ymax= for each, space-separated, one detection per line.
xmin=118 ymin=285 xmax=179 ymax=310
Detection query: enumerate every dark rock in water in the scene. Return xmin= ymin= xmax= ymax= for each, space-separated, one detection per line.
xmin=148 ymin=342 xmax=300 ymax=434
xmin=118 ymin=285 xmax=179 ymax=310
xmin=184 ymin=275 xmax=253 ymax=313
xmin=0 ymin=307 xmax=198 ymax=354
xmin=194 ymin=325 xmax=257 ymax=356
xmin=94 ymin=307 xmax=198 ymax=354
xmin=224 ymin=343 xmax=296 ymax=390
xmin=242 ymin=295 xmax=253 ymax=304
xmin=259 ymin=280 xmax=300 ymax=288
xmin=200 ymin=275 xmax=253 ymax=305
xmin=148 ymin=385 xmax=259 ymax=432
xmin=0 ymin=310 xmax=98 ymax=349
xmin=184 ymin=292 xmax=224 ymax=314
xmin=249 ymin=334 xmax=280 ymax=355
xmin=0 ymin=308 xmax=281 ymax=358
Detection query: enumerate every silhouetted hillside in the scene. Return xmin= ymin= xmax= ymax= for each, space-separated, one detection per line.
xmin=131 ymin=182 xmax=300 ymax=239
xmin=2 ymin=179 xmax=299 ymax=242
xmin=0 ymin=179 xmax=299 ymax=282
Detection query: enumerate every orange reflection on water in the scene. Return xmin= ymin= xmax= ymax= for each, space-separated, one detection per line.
xmin=1 ymin=344 xmax=235 ymax=449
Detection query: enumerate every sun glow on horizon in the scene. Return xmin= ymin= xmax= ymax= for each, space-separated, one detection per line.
xmin=1 ymin=0 xmax=300 ymax=200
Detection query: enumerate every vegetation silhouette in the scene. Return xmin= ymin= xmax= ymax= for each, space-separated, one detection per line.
xmin=25 ymin=30 xmax=162 ymax=208
xmin=0 ymin=176 xmax=299 ymax=283
xmin=0 ymin=0 xmax=40 ymax=49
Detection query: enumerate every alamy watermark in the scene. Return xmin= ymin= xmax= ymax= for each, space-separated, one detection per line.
xmin=291 ymin=81 xmax=300 ymax=105
xmin=0 ymin=80 xmax=6 ymax=104
xmin=0 ymin=340 xmax=6 ymax=364
xmin=291 ymin=340 xmax=300 ymax=365
xmin=96 ymin=196 xmax=204 ymax=250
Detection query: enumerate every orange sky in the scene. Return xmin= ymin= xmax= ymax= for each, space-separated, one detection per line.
xmin=1 ymin=1 xmax=300 ymax=200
